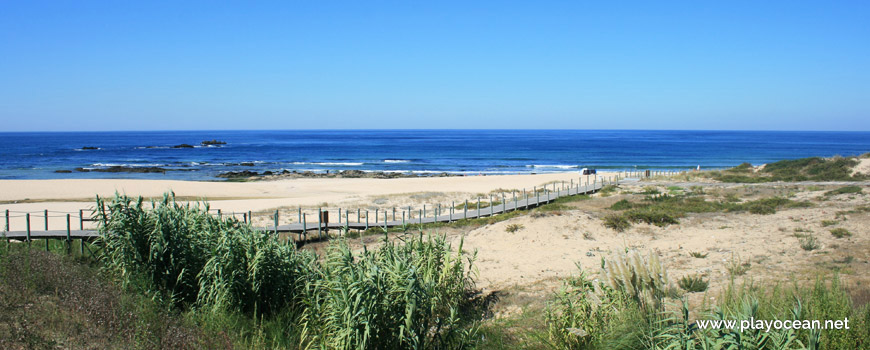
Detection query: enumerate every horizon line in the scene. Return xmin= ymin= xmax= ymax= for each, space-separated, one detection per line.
xmin=3 ymin=128 xmax=870 ymax=133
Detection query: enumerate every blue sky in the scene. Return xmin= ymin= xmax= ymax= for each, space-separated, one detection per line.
xmin=1 ymin=1 xmax=868 ymax=131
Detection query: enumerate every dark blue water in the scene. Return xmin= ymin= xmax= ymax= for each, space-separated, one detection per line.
xmin=1 ymin=130 xmax=868 ymax=180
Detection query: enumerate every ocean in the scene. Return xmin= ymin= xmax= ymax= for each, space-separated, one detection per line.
xmin=1 ymin=130 xmax=868 ymax=180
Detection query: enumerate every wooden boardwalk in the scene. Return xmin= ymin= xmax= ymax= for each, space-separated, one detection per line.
xmin=2 ymin=181 xmax=608 ymax=241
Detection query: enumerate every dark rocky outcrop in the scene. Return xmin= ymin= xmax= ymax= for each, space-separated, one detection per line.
xmin=216 ymin=170 xmax=260 ymax=178
xmin=172 ymin=144 xmax=195 ymax=149
xmin=80 ymin=146 xmax=100 ymax=150
xmin=54 ymin=170 xmax=73 ymax=173
xmin=201 ymin=140 xmax=227 ymax=145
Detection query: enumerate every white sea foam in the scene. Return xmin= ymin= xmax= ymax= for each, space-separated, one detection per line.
xmin=527 ymin=164 xmax=579 ymax=169
xmin=291 ymin=162 xmax=364 ymax=166
xmin=91 ymin=163 xmax=166 ymax=167
xmin=383 ymin=159 xmax=411 ymax=163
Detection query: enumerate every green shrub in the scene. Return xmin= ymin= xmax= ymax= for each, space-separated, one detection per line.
xmin=677 ymin=275 xmax=708 ymax=292
xmin=640 ymin=186 xmax=661 ymax=195
xmin=830 ymin=228 xmax=852 ymax=238
xmin=625 ymin=208 xmax=679 ymax=227
xmin=821 ymin=219 xmax=839 ymax=227
xmin=825 ymin=185 xmax=863 ymax=196
xmin=689 ymin=251 xmax=708 ymax=258
xmin=800 ymin=235 xmax=820 ymax=251
xmin=505 ymin=223 xmax=524 ymax=233
xmin=603 ymin=214 xmax=631 ymax=232
xmin=609 ymin=199 xmax=635 ymax=210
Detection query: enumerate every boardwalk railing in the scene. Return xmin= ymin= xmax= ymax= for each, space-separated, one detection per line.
xmin=2 ymin=171 xmax=675 ymax=248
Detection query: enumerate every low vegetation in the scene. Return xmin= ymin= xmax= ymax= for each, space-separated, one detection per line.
xmin=598 ymin=184 xmax=618 ymax=197
xmin=709 ymin=156 xmax=870 ymax=183
xmin=678 ymin=274 xmax=709 ymax=292
xmin=821 ymin=219 xmax=839 ymax=227
xmin=604 ymin=194 xmax=812 ymax=231
xmin=726 ymin=253 xmax=751 ymax=277
xmin=505 ymin=223 xmax=524 ymax=233
xmin=800 ymin=235 xmax=821 ymax=251
xmin=825 ymin=185 xmax=863 ymax=196
xmin=544 ymin=252 xmax=870 ymax=350
xmin=689 ymin=251 xmax=708 ymax=258
xmin=830 ymin=228 xmax=852 ymax=239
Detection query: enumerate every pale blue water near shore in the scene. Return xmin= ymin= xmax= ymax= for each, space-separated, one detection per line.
xmin=1 ymin=130 xmax=868 ymax=180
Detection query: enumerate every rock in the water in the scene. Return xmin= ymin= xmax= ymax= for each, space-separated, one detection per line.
xmin=201 ymin=139 xmax=226 ymax=145
xmin=80 ymin=146 xmax=100 ymax=150
xmin=172 ymin=144 xmax=195 ymax=149
xmin=217 ymin=170 xmax=260 ymax=178
xmin=54 ymin=170 xmax=73 ymax=173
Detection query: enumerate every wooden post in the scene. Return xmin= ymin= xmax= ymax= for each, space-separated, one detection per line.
xmin=338 ymin=208 xmax=342 ymax=226
xmin=477 ymin=197 xmax=481 ymax=212
xmin=464 ymin=200 xmax=468 ymax=219
xmin=344 ymin=211 xmax=349 ymax=236
xmin=383 ymin=210 xmax=387 ymax=231
xmin=66 ymin=214 xmax=71 ymax=254
xmin=523 ymin=189 xmax=527 ymax=209
xmin=26 ymin=213 xmax=31 ymax=245
xmin=393 ymin=207 xmax=396 ymax=221
xmin=274 ymin=210 xmax=279 ymax=235
xmin=318 ymin=208 xmax=322 ymax=239
xmin=243 ymin=212 xmax=248 ymax=223
xmin=449 ymin=201 xmax=454 ymax=223
xmin=402 ymin=211 xmax=406 ymax=227
xmin=302 ymin=213 xmax=307 ymax=241
xmin=248 ymin=211 xmax=252 ymax=225
xmin=490 ymin=194 xmax=494 ymax=216
xmin=4 ymin=209 xmax=8 ymax=232
xmin=512 ymin=192 xmax=517 ymax=211
xmin=365 ymin=210 xmax=369 ymax=231
xmin=298 ymin=207 xmax=302 ymax=223
xmin=217 ymin=209 xmax=222 ymax=219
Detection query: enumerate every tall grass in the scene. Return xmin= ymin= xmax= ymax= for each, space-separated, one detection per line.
xmin=96 ymin=193 xmax=313 ymax=315
xmin=546 ymin=259 xmax=870 ymax=350
xmin=95 ymin=193 xmax=481 ymax=348
xmin=301 ymin=235 xmax=478 ymax=349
